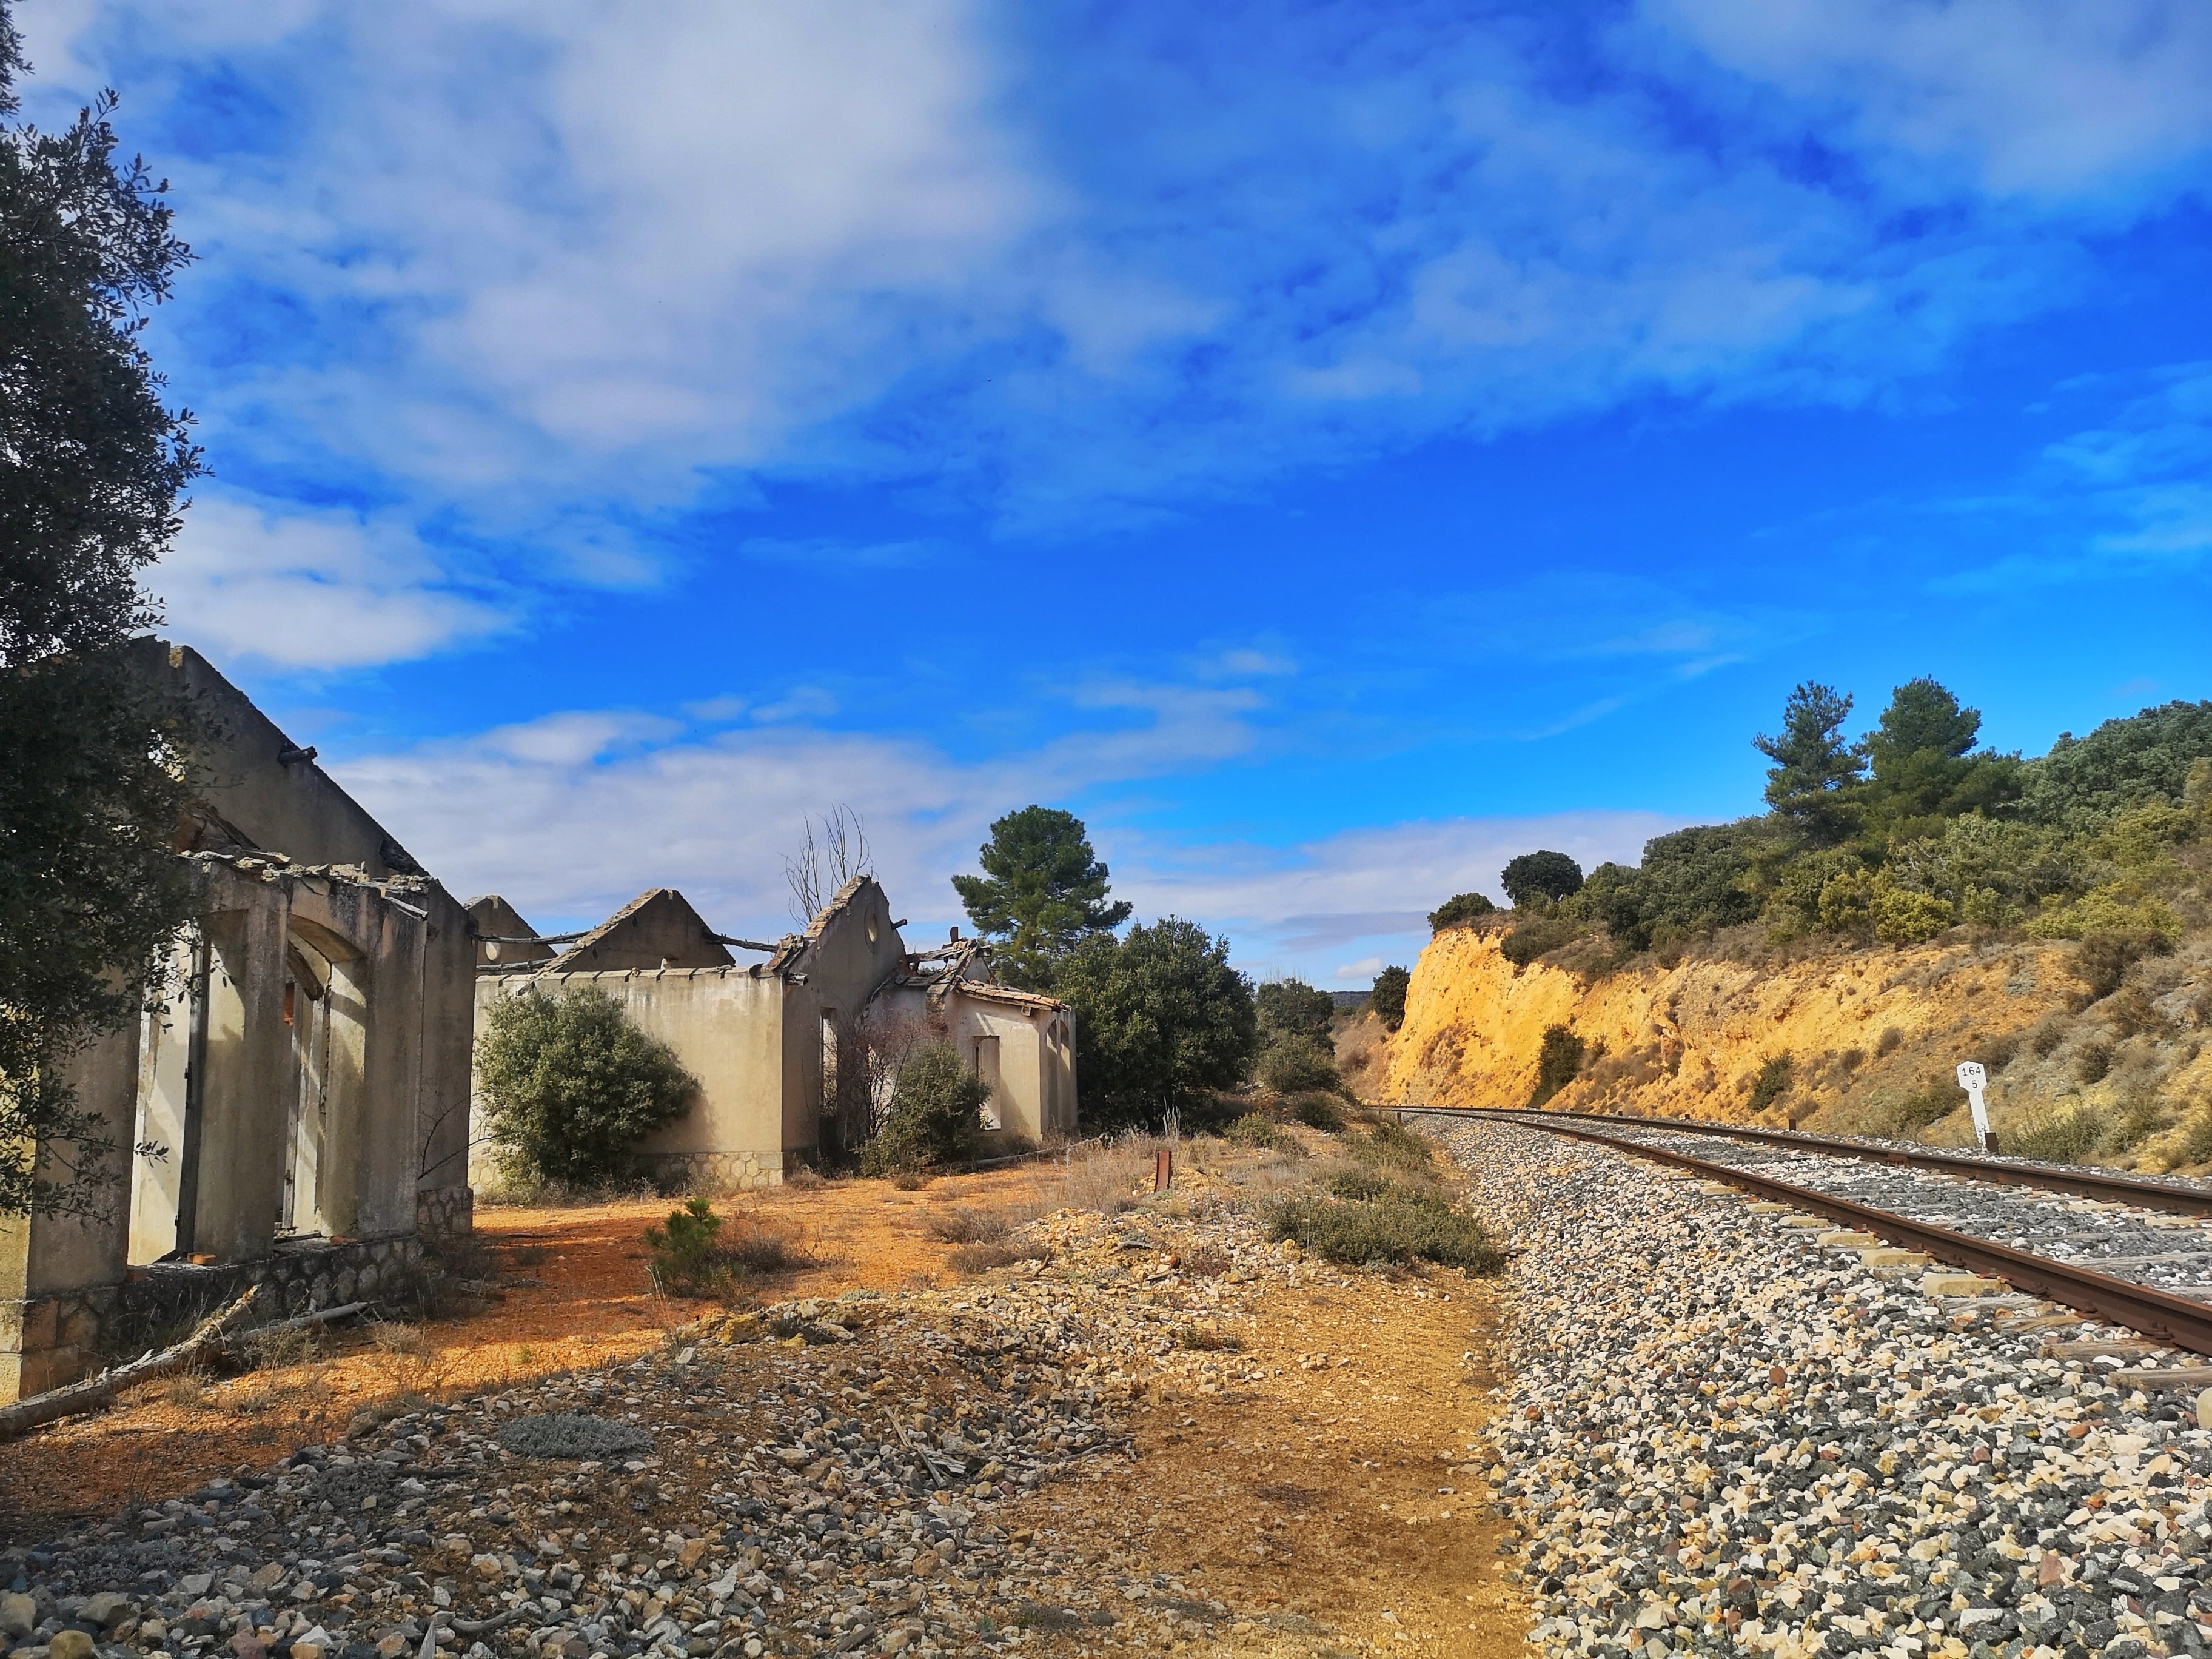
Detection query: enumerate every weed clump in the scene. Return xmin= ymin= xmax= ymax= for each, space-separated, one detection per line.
xmin=2008 ymin=1109 xmax=2102 ymax=1165
xmin=924 ymin=1207 xmax=1012 ymax=1245
xmin=1267 ymin=1183 xmax=1501 ymax=1273
xmin=1344 ymin=1118 xmax=1435 ymax=1175
xmin=1285 ymin=1092 xmax=1345 ymax=1132
xmin=1226 ymin=1113 xmax=1292 ymax=1151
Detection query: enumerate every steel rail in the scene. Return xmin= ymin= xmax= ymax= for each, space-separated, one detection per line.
xmin=1390 ymin=1104 xmax=2212 ymax=1220
xmin=1420 ymin=1110 xmax=2212 ymax=1355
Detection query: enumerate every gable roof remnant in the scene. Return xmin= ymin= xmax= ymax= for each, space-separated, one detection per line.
xmin=545 ymin=888 xmax=734 ymax=974
xmin=888 ymin=937 xmax=1070 ymax=1017
xmin=466 ymin=895 xmax=560 ymax=967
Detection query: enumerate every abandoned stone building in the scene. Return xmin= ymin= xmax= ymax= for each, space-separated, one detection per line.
xmin=0 ymin=643 xmax=475 ymax=1401
xmin=469 ymin=876 xmax=1076 ymax=1190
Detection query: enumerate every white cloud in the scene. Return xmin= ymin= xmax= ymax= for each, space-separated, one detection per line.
xmin=1649 ymin=0 xmax=2212 ymax=201
xmin=330 ymin=674 xmax=1677 ymax=985
xmin=155 ymin=494 xmax=510 ymax=668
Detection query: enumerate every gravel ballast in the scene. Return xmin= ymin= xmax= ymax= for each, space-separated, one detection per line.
xmin=1449 ymin=1117 xmax=2212 ymax=1659
xmin=0 ymin=1198 xmax=1367 ymax=1659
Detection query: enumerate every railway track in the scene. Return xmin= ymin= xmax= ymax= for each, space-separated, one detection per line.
xmin=1397 ymin=1104 xmax=2212 ymax=1358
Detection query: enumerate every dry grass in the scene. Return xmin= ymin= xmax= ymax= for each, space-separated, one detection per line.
xmin=242 ymin=1324 xmax=321 ymax=1371
xmin=160 ymin=1371 xmax=207 ymax=1409
xmin=922 ymin=1206 xmax=1013 ymax=1245
xmin=945 ymin=1238 xmax=1050 ymax=1275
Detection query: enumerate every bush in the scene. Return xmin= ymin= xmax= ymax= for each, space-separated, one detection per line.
xmin=1227 ymin=1113 xmax=1292 ymax=1151
xmin=1747 ymin=1054 xmax=1794 ymax=1114
xmin=477 ymin=987 xmax=699 ymax=1185
xmin=1256 ymin=977 xmax=1336 ymax=1039
xmin=1885 ymin=1078 xmax=1957 ymax=1133
xmin=863 ymin=1043 xmax=991 ymax=1175
xmin=1265 ymin=1186 xmax=1501 ymax=1272
xmin=1500 ymin=916 xmax=1582 ymax=967
xmin=644 ymin=1198 xmax=809 ymax=1296
xmin=1345 ymin=1118 xmax=1435 ymax=1173
xmin=1501 ymin=851 xmax=1584 ymax=910
xmin=2076 ymin=1040 xmax=2113 ymax=1084
xmin=1427 ymin=893 xmax=1497 ymax=931
xmin=2183 ymin=1112 xmax=2212 ymax=1165
xmin=923 ymin=1206 xmax=1011 ymax=1244
xmin=1287 ymin=1091 xmax=1345 ymax=1131
xmin=1528 ymin=1025 xmax=1585 ymax=1107
xmin=2074 ymin=928 xmax=2169 ymax=1002
xmin=1256 ymin=1034 xmax=1344 ymax=1096
xmin=644 ymin=1197 xmax=731 ymax=1297
xmin=1369 ymin=965 xmax=1410 ymax=1031
xmin=2008 ymin=1109 xmax=2102 ymax=1165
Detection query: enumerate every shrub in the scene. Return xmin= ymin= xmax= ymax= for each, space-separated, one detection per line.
xmin=1528 ymin=1024 xmax=1585 ymax=1107
xmin=1428 ymin=893 xmax=1498 ymax=931
xmin=1346 ymin=1119 xmax=1435 ymax=1173
xmin=1875 ymin=1026 xmax=1904 ymax=1057
xmin=2008 ymin=1109 xmax=2102 ymax=1165
xmin=1747 ymin=1054 xmax=1793 ymax=1113
xmin=1265 ymin=1187 xmax=1501 ymax=1272
xmin=2076 ymin=1040 xmax=2113 ymax=1084
xmin=644 ymin=1197 xmax=729 ymax=1297
xmin=1227 ymin=1113 xmax=1292 ymax=1151
xmin=2074 ymin=928 xmax=2170 ymax=1002
xmin=476 ymin=987 xmax=699 ymax=1186
xmin=2183 ymin=1113 xmax=2212 ymax=1165
xmin=2102 ymin=1093 xmax=2164 ymax=1153
xmin=1256 ymin=1034 xmax=1344 ymax=1096
xmin=1287 ymin=1091 xmax=1345 ymax=1132
xmin=863 ymin=1042 xmax=991 ymax=1175
xmin=923 ymin=1207 xmax=1012 ymax=1245
xmin=1369 ymin=965 xmax=1410 ymax=1031
xmin=2029 ymin=1018 xmax=2067 ymax=1057
xmin=1501 ymin=916 xmax=1581 ymax=967
xmin=1256 ymin=977 xmax=1336 ymax=1039
xmin=1885 ymin=1078 xmax=1957 ymax=1133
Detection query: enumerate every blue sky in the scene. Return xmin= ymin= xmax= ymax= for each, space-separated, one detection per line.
xmin=21 ymin=1 xmax=2212 ymax=985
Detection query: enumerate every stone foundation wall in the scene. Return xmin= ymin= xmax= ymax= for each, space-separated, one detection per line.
xmin=635 ymin=1149 xmax=782 ymax=1194
xmin=1 ymin=1232 xmax=427 ymax=1399
xmin=415 ymin=1183 xmax=474 ymax=1243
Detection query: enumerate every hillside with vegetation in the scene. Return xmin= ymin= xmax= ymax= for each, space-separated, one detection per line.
xmin=1352 ymin=685 xmax=2212 ymax=1170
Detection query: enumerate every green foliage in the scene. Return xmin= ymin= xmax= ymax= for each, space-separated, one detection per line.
xmin=1052 ymin=916 xmax=1258 ymax=1130
xmin=1265 ymin=1182 xmax=1501 ymax=1272
xmin=1344 ymin=1118 xmax=1436 ymax=1175
xmin=1286 ymin=1091 xmax=1345 ymax=1131
xmin=1528 ymin=1024 xmax=1585 ymax=1107
xmin=1225 ymin=1113 xmax=1290 ymax=1151
xmin=2007 ymin=1108 xmax=2102 ymax=1165
xmin=0 ymin=22 xmax=206 ymax=1216
xmin=1755 ymin=682 xmax=1866 ymax=846
xmin=1501 ymin=916 xmax=1581 ymax=967
xmin=1885 ymin=1077 xmax=1957 ymax=1135
xmin=2073 ymin=928 xmax=2171 ymax=1002
xmin=1862 ymin=678 xmax=2023 ymax=837
xmin=2022 ymin=700 xmax=2212 ymax=830
xmin=863 ymin=1042 xmax=991 ymax=1175
xmin=476 ymin=988 xmax=699 ymax=1185
xmin=644 ymin=1198 xmax=728 ymax=1297
xmin=1368 ymin=965 xmax=1410 ymax=1031
xmin=1427 ymin=891 xmax=1497 ymax=930
xmin=1501 ymin=851 xmax=1584 ymax=910
xmin=1746 ymin=1054 xmax=1793 ymax=1113
xmin=1256 ymin=977 xmax=1336 ymax=1039
xmin=951 ymin=806 xmax=1131 ymax=987
xmin=1256 ymin=1034 xmax=1344 ymax=1096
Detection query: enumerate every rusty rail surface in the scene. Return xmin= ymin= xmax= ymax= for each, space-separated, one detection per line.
xmin=1390 ymin=1103 xmax=2212 ymax=1220
xmin=1415 ymin=1108 xmax=2212 ymax=1355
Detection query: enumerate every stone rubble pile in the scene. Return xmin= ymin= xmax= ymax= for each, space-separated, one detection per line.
xmin=1449 ymin=1119 xmax=2212 ymax=1659
xmin=0 ymin=1197 xmax=1353 ymax=1659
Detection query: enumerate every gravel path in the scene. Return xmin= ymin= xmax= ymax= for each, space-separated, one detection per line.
xmin=1451 ymin=1118 xmax=2212 ymax=1659
xmin=0 ymin=1203 xmax=1340 ymax=1659
xmin=1578 ymin=1124 xmax=2212 ymax=1301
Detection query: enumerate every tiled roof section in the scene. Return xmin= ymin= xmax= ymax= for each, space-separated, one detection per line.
xmin=889 ymin=937 xmax=1068 ymax=1015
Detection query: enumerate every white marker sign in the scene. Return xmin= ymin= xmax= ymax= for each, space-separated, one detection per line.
xmin=1956 ymin=1060 xmax=1992 ymax=1151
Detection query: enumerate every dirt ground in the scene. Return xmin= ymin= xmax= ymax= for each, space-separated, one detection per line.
xmin=0 ymin=1153 xmax=1528 ymax=1654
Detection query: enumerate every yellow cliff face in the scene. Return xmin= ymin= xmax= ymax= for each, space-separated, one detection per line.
xmin=1370 ymin=923 xmax=2205 ymax=1145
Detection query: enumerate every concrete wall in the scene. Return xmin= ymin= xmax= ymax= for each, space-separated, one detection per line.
xmin=144 ymin=641 xmax=428 ymax=879
xmin=555 ymin=890 xmax=734 ymax=974
xmin=884 ymin=987 xmax=1078 ymax=1145
xmin=472 ymin=967 xmax=793 ymax=1191
xmin=777 ymin=879 xmax=910 ymax=1159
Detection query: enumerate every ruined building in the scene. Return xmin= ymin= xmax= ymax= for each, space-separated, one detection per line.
xmin=469 ymin=876 xmax=1076 ymax=1189
xmin=1 ymin=644 xmax=475 ymax=1401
